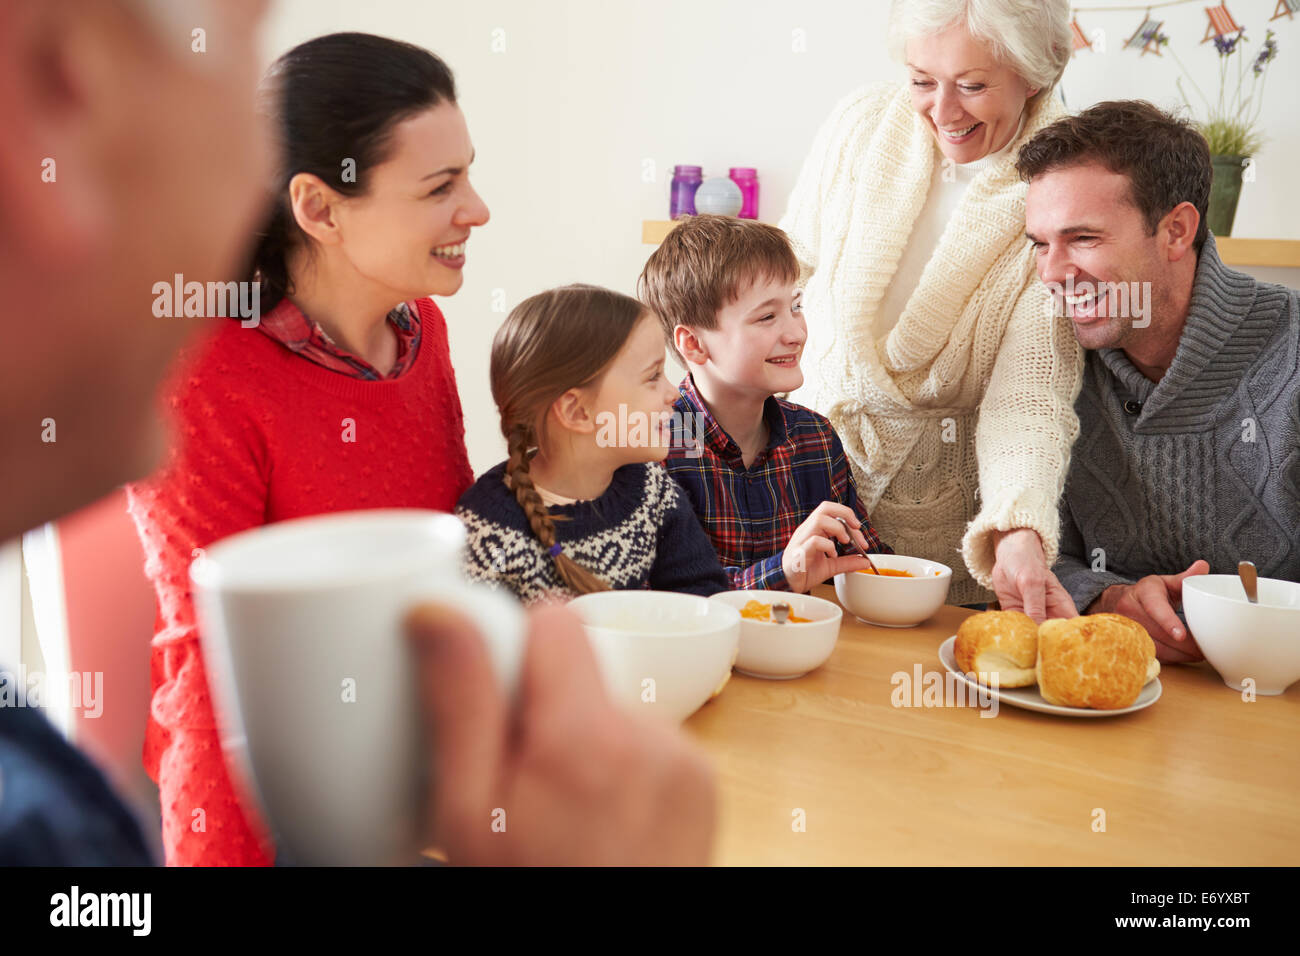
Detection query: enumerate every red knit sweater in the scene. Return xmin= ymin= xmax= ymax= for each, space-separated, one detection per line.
xmin=126 ymin=297 xmax=474 ymax=866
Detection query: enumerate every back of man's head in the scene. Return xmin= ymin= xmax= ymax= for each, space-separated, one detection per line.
xmin=0 ymin=0 xmax=270 ymax=540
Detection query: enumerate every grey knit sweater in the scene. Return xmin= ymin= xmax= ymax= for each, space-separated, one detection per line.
xmin=1054 ymin=235 xmax=1300 ymax=612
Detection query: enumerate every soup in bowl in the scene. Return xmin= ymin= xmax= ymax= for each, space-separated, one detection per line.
xmin=709 ymin=590 xmax=842 ymax=679
xmin=834 ymin=554 xmax=951 ymax=627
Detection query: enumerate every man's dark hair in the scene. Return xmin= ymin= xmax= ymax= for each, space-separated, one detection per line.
xmin=1015 ymin=100 xmax=1212 ymax=254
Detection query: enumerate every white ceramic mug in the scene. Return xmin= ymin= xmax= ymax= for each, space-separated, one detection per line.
xmin=190 ymin=509 xmax=524 ymax=865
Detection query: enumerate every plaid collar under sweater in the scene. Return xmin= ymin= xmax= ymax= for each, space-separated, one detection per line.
xmin=664 ymin=374 xmax=891 ymax=590
xmin=253 ymin=298 xmax=421 ymax=379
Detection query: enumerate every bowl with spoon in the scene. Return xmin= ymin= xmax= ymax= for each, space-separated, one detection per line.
xmin=708 ymin=590 xmax=842 ymax=679
xmin=1182 ymin=561 xmax=1300 ymax=694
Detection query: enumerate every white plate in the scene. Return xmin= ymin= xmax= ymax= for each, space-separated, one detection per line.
xmin=937 ymin=636 xmax=1162 ymax=718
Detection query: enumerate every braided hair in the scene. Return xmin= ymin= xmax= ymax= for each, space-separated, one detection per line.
xmin=490 ymin=285 xmax=650 ymax=595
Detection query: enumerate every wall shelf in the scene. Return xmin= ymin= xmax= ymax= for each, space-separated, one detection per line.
xmin=643 ymin=220 xmax=1300 ymax=269
xmin=642 ymin=220 xmax=680 ymax=244
xmin=1213 ymin=238 xmax=1300 ymax=269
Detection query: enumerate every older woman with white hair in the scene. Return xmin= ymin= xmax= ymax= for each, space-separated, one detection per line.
xmin=780 ymin=0 xmax=1082 ymax=616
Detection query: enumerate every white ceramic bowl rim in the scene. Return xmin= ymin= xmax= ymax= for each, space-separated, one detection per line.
xmin=709 ymin=590 xmax=842 ymax=625
xmin=841 ymin=553 xmax=953 ymax=581
xmin=570 ymin=591 xmax=741 ymax=635
xmin=1184 ymin=574 xmax=1300 ymax=610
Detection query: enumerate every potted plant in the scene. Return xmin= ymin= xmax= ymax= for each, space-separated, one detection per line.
xmin=1169 ymin=29 xmax=1280 ymax=236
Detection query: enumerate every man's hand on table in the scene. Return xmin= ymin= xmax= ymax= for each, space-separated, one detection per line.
xmin=992 ymin=528 xmax=1078 ymax=622
xmin=405 ymin=602 xmax=717 ymax=865
xmin=1086 ymin=560 xmax=1210 ymax=663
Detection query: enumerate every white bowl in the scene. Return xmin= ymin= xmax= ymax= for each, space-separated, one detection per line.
xmin=833 ymin=554 xmax=952 ymax=628
xmin=1182 ymin=574 xmax=1300 ymax=695
xmin=569 ymin=591 xmax=741 ymax=722
xmin=708 ymin=590 xmax=842 ymax=679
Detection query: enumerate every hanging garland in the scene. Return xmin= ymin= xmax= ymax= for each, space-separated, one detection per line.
xmin=1069 ymin=0 xmax=1294 ymax=58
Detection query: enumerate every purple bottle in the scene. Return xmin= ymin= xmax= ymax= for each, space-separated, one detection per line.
xmin=729 ymin=167 xmax=759 ymax=219
xmin=670 ymin=165 xmax=703 ymax=219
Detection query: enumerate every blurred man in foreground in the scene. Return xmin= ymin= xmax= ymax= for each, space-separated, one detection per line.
xmin=0 ymin=0 xmax=713 ymax=866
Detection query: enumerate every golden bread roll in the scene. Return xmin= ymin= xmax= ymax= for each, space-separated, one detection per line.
xmin=1036 ymin=613 xmax=1159 ymax=710
xmin=1145 ymin=653 xmax=1161 ymax=686
xmin=954 ymin=610 xmax=1039 ymax=688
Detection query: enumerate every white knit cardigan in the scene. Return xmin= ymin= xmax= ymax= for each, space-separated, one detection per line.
xmin=779 ymin=82 xmax=1084 ymax=605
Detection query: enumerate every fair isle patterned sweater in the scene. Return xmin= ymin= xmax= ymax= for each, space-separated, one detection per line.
xmin=455 ymin=461 xmax=731 ymax=605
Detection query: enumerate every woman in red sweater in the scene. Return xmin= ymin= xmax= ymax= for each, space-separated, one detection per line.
xmin=127 ymin=33 xmax=489 ymax=865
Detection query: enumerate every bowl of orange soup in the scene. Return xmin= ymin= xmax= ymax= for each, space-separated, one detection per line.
xmin=833 ymin=554 xmax=951 ymax=627
xmin=708 ymin=590 xmax=842 ymax=679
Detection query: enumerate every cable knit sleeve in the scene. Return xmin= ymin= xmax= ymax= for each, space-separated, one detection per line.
xmin=961 ymin=260 xmax=1085 ymax=587
xmin=125 ymin=341 xmax=275 ymax=867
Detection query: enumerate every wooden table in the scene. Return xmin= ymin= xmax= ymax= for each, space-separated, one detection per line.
xmin=685 ymin=585 xmax=1300 ymax=866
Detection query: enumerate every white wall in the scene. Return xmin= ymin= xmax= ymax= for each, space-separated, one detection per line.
xmin=260 ymin=0 xmax=1300 ymax=475
xmin=1062 ymin=1 xmax=1297 ymax=241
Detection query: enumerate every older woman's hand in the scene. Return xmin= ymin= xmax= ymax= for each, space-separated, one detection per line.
xmin=991 ymin=528 xmax=1077 ymax=622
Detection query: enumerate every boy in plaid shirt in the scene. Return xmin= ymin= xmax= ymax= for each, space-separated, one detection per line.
xmin=639 ymin=215 xmax=891 ymax=592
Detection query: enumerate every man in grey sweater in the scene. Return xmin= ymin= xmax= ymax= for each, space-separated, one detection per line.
xmin=1016 ymin=100 xmax=1299 ymax=664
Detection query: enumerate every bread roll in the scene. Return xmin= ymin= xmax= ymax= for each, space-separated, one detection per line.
xmin=1036 ymin=614 xmax=1160 ymax=710
xmin=954 ymin=610 xmax=1039 ymax=688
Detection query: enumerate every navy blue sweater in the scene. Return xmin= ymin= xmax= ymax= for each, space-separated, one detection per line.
xmin=456 ymin=461 xmax=730 ymax=605
xmin=0 ymin=676 xmax=154 ymax=864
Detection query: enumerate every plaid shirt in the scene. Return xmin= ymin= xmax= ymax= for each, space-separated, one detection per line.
xmin=254 ymin=298 xmax=422 ymax=379
xmin=664 ymin=374 xmax=891 ymax=591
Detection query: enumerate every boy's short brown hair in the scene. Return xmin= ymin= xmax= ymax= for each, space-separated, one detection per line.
xmin=637 ymin=214 xmax=800 ymax=359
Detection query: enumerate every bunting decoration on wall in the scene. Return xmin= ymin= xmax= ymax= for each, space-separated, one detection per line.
xmin=1202 ymin=3 xmax=1246 ymax=42
xmin=1072 ymin=1 xmax=1294 ymax=55
xmin=1124 ymin=14 xmax=1168 ymax=54
xmin=1072 ymin=16 xmax=1094 ymax=52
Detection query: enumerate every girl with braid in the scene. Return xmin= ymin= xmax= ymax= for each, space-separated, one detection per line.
xmin=455 ymin=284 xmax=730 ymax=604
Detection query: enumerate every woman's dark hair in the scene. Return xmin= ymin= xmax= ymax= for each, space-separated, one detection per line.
xmin=248 ymin=33 xmax=458 ymax=311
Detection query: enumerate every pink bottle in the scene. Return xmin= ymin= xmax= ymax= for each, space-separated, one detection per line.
xmin=729 ymin=167 xmax=759 ymax=219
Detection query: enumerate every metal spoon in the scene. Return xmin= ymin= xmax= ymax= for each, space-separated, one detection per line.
xmin=835 ymin=516 xmax=881 ymax=575
xmin=771 ymin=601 xmax=791 ymax=625
xmin=1238 ymin=560 xmax=1258 ymax=604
